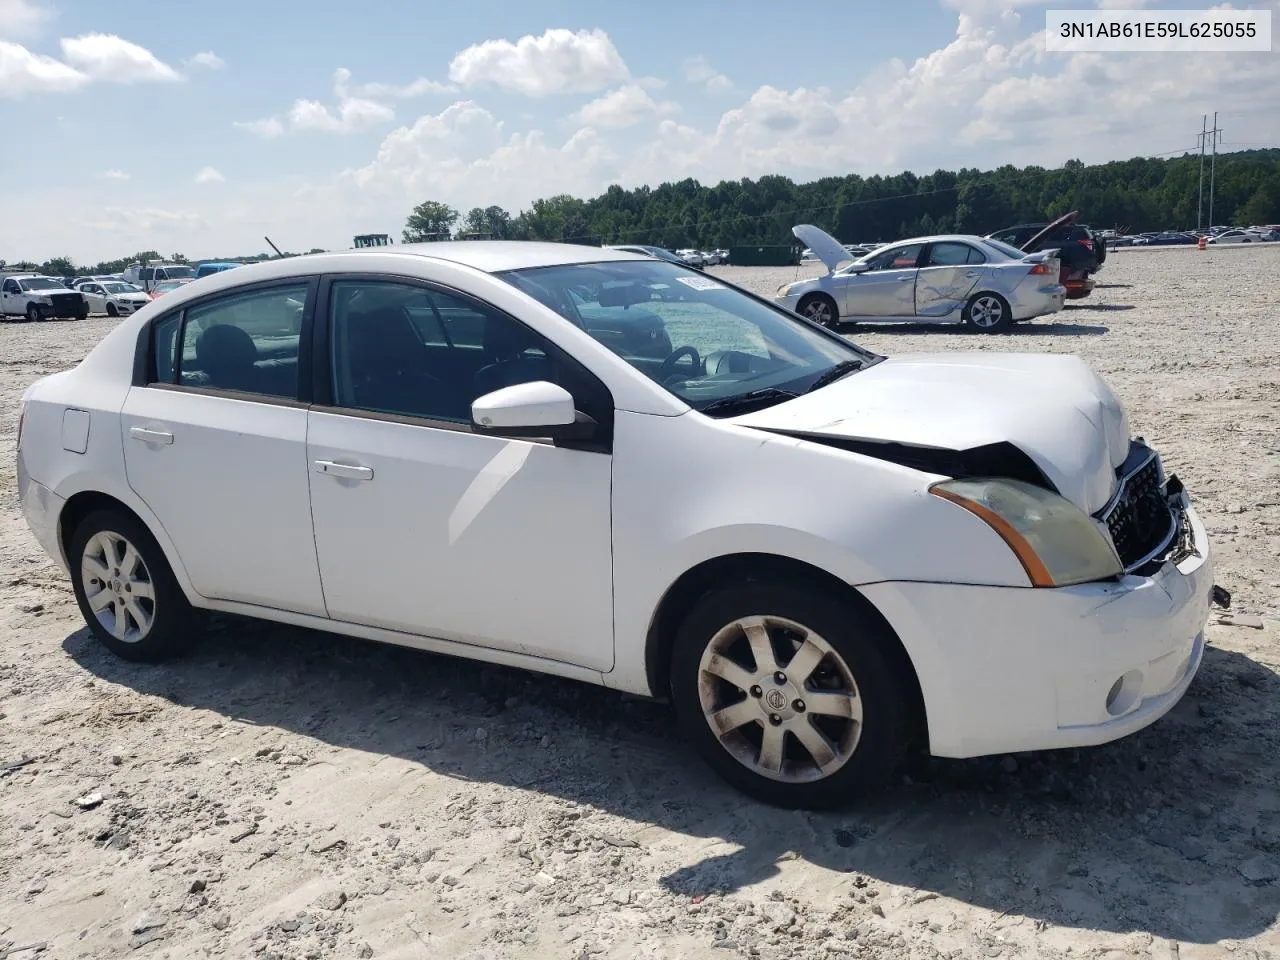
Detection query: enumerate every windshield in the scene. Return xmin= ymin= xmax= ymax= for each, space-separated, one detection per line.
xmin=102 ymin=282 xmax=142 ymax=294
xmin=497 ymin=260 xmax=878 ymax=413
xmin=22 ymin=277 xmax=68 ymax=291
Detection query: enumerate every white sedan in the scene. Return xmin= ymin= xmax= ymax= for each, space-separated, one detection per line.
xmin=1206 ymin=229 xmax=1267 ymax=244
xmin=75 ymin=280 xmax=151 ymax=317
xmin=17 ymin=242 xmax=1218 ymax=808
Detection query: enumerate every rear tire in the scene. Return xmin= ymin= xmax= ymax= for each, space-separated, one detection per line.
xmin=69 ymin=509 xmax=197 ymax=662
xmin=963 ymin=292 xmax=1012 ymax=333
xmin=669 ymin=580 xmax=911 ymax=809
xmin=797 ymin=293 xmax=841 ymax=328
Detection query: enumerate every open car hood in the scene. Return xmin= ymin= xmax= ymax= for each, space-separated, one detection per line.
xmin=732 ymin=352 xmax=1132 ymax=515
xmin=792 ymin=224 xmax=856 ymax=275
xmin=1022 ymin=210 xmax=1079 ymax=252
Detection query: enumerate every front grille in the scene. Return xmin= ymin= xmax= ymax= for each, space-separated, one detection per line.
xmin=1097 ymin=442 xmax=1177 ymax=570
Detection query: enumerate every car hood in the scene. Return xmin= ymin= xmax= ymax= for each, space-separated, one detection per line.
xmin=792 ymin=224 xmax=855 ymax=274
xmin=732 ymin=353 xmax=1131 ymax=515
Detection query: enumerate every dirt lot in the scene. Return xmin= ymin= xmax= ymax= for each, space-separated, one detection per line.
xmin=1 ymin=246 xmax=1278 ymax=960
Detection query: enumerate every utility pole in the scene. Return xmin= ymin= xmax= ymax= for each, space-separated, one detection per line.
xmin=1208 ymin=112 xmax=1223 ymax=230
xmin=1196 ymin=115 xmax=1208 ymax=232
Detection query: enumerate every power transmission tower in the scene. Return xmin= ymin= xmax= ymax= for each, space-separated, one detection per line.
xmin=1207 ymin=112 xmax=1223 ymax=229
xmin=1196 ymin=115 xmax=1208 ymax=231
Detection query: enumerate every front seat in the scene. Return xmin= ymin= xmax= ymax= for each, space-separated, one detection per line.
xmin=195 ymin=324 xmax=259 ymax=392
xmin=345 ymin=306 xmax=446 ymax=417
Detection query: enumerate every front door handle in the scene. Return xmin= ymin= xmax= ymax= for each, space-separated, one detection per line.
xmin=898 ymin=276 xmax=913 ymax=282
xmin=313 ymin=460 xmax=374 ymax=481
xmin=129 ymin=426 xmax=173 ymax=445
xmin=965 ymin=271 xmax=980 ymax=278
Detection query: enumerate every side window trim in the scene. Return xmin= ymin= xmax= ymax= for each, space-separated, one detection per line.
xmin=131 ymin=275 xmax=320 ymax=402
xmin=310 ymin=272 xmax=615 ymax=452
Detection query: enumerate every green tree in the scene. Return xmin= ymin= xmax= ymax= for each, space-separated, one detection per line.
xmin=461 ymin=205 xmax=513 ymax=238
xmin=1236 ymin=182 xmax=1280 ymax=225
xmin=38 ymin=256 xmax=77 ymax=277
xmin=403 ymin=201 xmax=459 ymax=242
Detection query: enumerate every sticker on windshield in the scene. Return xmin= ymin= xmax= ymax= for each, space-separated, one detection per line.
xmin=676 ymin=275 xmax=725 ymax=291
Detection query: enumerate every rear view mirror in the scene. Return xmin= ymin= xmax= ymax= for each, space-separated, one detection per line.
xmin=471 ymin=380 xmax=597 ymax=443
xmin=597 ymin=283 xmax=650 ymax=308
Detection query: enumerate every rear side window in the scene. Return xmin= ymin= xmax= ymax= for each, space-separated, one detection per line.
xmin=148 ymin=284 xmax=308 ymax=399
xmin=925 ymin=242 xmax=985 ymax=266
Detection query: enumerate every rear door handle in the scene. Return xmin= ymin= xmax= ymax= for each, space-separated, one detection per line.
xmin=898 ymin=276 xmax=913 ymax=282
xmin=313 ymin=460 xmax=374 ymax=481
xmin=965 ymin=271 xmax=980 ymax=278
xmin=129 ymin=426 xmax=173 ymax=445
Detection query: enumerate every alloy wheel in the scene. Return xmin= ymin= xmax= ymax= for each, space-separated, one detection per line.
xmin=81 ymin=531 xmax=156 ymax=643
xmin=969 ymin=295 xmax=1004 ymax=328
xmin=696 ymin=615 xmax=863 ymax=783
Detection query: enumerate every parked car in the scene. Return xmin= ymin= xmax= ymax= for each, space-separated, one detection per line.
xmin=1 ymin=274 xmax=88 ymax=321
xmin=194 ymin=261 xmax=244 ymax=279
xmin=986 ymin=212 xmax=1105 ymax=300
xmin=76 ymin=280 xmax=152 ymax=317
xmin=775 ymin=224 xmax=1064 ymax=332
xmin=123 ymin=261 xmax=196 ymax=293
xmin=1206 ymin=229 xmax=1267 ymax=245
xmin=17 ymin=241 xmax=1217 ymax=808
xmin=149 ymin=279 xmax=193 ymax=299
xmin=71 ymin=274 xmax=125 ymax=288
xmin=1145 ymin=232 xmax=1199 ymax=246
xmin=675 ymin=249 xmax=707 ymax=268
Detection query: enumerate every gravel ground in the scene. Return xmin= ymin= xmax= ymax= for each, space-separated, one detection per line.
xmin=1 ymin=246 xmax=1278 ymax=960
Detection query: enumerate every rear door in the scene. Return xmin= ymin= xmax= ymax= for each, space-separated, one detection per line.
xmin=915 ymin=241 xmax=986 ymax=319
xmin=120 ymin=277 xmax=326 ymax=615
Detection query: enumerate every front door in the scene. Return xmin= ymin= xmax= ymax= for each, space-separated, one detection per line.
xmin=914 ymin=241 xmax=985 ymax=319
xmin=843 ymin=242 xmax=924 ymax=318
xmin=305 ymin=277 xmax=615 ymax=672
xmin=120 ymin=278 xmax=326 ymax=615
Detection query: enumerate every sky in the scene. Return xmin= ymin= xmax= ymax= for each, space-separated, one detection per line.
xmin=2 ymin=0 xmax=1278 ymax=263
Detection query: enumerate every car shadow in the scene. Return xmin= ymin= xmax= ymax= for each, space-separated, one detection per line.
xmin=1064 ymin=303 xmax=1135 ymax=312
xmin=64 ymin=621 xmax=1279 ymax=946
xmin=1094 ymin=283 xmax=1132 ymax=289
xmin=841 ymin=321 xmax=1109 ymax=336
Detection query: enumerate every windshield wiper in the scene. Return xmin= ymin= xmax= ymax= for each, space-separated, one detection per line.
xmin=698 ymin=387 xmax=798 ymax=417
xmin=805 ymin=359 xmax=864 ymax=394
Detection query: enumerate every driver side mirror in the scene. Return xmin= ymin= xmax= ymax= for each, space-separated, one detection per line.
xmin=471 ymin=380 xmax=597 ymax=443
xmin=843 ymin=262 xmax=869 ymax=274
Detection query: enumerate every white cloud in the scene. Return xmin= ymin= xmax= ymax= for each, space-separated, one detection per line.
xmin=571 ymin=84 xmax=678 ymax=129
xmin=97 ymin=169 xmax=129 ymax=180
xmin=194 ymin=166 xmax=225 ymax=184
xmin=0 ymin=0 xmax=50 ymax=38
xmin=447 ymin=27 xmax=629 ymax=96
xmin=333 ymin=66 xmax=452 ymax=98
xmin=238 ymin=67 xmax=402 ymax=136
xmin=683 ymin=55 xmax=732 ymax=92
xmin=187 ymin=50 xmax=225 ymax=70
xmin=60 ymin=33 xmax=180 ymax=83
xmin=234 ymin=116 xmax=284 ymax=138
xmin=0 ymin=38 xmax=87 ymax=96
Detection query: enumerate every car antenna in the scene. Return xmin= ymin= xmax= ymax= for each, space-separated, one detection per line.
xmin=264 ymin=236 xmax=285 ymax=259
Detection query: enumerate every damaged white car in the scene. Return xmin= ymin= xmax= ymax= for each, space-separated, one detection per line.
xmin=776 ymin=224 xmax=1066 ymax=331
xmin=17 ymin=242 xmax=1219 ymax=808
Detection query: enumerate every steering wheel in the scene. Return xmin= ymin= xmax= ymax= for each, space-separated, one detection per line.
xmin=658 ymin=345 xmax=701 ymax=384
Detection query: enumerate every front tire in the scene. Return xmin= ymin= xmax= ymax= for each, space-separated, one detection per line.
xmin=797 ymin=293 xmax=840 ymax=328
xmin=26 ymin=303 xmax=40 ymax=323
xmin=69 ymin=509 xmax=197 ymax=662
xmin=963 ymin=292 xmax=1012 ymax=333
xmin=106 ymin=303 xmax=119 ymax=318
xmin=669 ymin=580 xmax=911 ymax=809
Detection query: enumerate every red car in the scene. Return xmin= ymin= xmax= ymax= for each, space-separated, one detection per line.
xmin=149 ymin=279 xmax=193 ymax=300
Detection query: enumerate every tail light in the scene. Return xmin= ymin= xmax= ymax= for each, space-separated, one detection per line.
xmin=1078 ymin=238 xmax=1094 ymax=250
xmin=1027 ymin=262 xmax=1051 ymax=275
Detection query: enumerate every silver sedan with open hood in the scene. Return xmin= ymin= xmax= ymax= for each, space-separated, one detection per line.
xmin=775 ymin=224 xmax=1067 ymax=333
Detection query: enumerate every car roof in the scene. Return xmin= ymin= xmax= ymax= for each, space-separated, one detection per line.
xmin=335 ymin=241 xmax=646 ymax=272
xmin=874 ymin=234 xmax=1002 ymax=247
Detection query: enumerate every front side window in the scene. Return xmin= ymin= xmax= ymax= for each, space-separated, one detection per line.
xmin=862 ymin=244 xmax=924 ymax=271
xmin=2 ymin=280 xmax=18 ymax=294
xmin=498 ymin=260 xmax=877 ymax=413
xmin=164 ymin=283 xmax=307 ymax=397
xmin=328 ymin=279 xmax=570 ymax=424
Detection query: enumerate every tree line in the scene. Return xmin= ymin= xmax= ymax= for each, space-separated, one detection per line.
xmin=8 ymin=148 xmax=1277 ymax=277
xmin=402 ymin=148 xmax=1280 ymax=249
